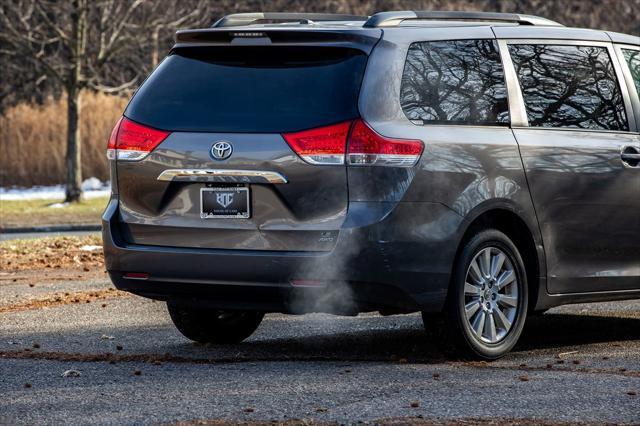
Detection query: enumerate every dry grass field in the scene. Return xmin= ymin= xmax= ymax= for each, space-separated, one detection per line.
xmin=0 ymin=92 xmax=127 ymax=187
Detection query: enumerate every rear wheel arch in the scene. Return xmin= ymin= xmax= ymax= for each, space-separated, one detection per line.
xmin=452 ymin=207 xmax=543 ymax=312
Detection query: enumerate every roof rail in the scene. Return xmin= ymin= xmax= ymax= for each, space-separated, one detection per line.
xmin=363 ymin=11 xmax=563 ymax=28
xmin=212 ymin=12 xmax=368 ymax=28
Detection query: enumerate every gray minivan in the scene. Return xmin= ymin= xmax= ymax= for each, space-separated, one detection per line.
xmin=102 ymin=11 xmax=640 ymax=359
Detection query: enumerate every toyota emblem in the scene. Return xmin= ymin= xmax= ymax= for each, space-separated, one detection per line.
xmin=210 ymin=141 xmax=233 ymax=160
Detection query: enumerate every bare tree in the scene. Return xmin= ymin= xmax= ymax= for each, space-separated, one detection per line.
xmin=0 ymin=0 xmax=146 ymax=201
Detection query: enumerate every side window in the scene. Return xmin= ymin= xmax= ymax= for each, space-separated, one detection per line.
xmin=509 ymin=44 xmax=629 ymax=131
xmin=622 ymin=49 xmax=640 ymax=95
xmin=400 ymin=39 xmax=509 ymax=126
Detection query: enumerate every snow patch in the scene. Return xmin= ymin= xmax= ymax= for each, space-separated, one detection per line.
xmin=48 ymin=202 xmax=69 ymax=209
xmin=80 ymin=245 xmax=102 ymax=252
xmin=81 ymin=177 xmax=104 ymax=191
xmin=0 ymin=178 xmax=110 ymax=201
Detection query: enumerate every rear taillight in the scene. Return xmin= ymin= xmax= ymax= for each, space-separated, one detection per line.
xmin=106 ymin=117 xmax=170 ymax=161
xmin=347 ymin=119 xmax=423 ymax=167
xmin=282 ymin=121 xmax=351 ymax=165
xmin=283 ymin=120 xmax=423 ymax=167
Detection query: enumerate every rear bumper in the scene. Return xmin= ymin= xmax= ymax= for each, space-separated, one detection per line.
xmin=102 ymin=197 xmax=464 ymax=314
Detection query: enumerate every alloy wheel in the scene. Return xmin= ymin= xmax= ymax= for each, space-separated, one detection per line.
xmin=463 ymin=246 xmax=519 ymax=344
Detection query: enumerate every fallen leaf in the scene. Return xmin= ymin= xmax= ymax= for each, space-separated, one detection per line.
xmin=61 ymin=370 xmax=81 ymax=378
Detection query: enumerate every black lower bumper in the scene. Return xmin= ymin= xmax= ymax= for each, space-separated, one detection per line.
xmin=102 ymin=198 xmax=463 ymax=314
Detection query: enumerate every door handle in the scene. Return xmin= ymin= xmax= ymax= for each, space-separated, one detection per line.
xmin=621 ymin=146 xmax=640 ymax=168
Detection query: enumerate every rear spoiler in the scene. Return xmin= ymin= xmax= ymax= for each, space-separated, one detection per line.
xmin=174 ymin=28 xmax=382 ymax=54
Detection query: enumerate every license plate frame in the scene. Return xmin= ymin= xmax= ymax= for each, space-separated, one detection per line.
xmin=200 ymin=187 xmax=250 ymax=219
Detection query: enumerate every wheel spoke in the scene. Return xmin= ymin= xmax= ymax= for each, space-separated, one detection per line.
xmin=464 ymin=282 xmax=481 ymax=296
xmin=496 ymin=269 xmax=515 ymax=290
xmin=486 ymin=312 xmax=497 ymax=342
xmin=493 ymin=306 xmax=512 ymax=331
xmin=480 ymin=249 xmax=491 ymax=277
xmin=472 ymin=310 xmax=486 ymax=338
xmin=498 ymin=294 xmax=518 ymax=308
xmin=469 ymin=259 xmax=484 ymax=284
xmin=490 ymin=252 xmax=506 ymax=279
xmin=465 ymin=300 xmax=480 ymax=320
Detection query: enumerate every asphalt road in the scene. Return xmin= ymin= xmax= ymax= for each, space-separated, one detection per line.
xmin=1 ymin=276 xmax=639 ymax=425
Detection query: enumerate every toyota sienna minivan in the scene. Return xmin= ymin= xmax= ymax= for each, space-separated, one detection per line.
xmin=102 ymin=11 xmax=640 ymax=359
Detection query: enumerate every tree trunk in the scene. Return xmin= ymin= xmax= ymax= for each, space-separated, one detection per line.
xmin=151 ymin=27 xmax=160 ymax=69
xmin=64 ymin=0 xmax=87 ymax=203
xmin=64 ymin=85 xmax=82 ymax=202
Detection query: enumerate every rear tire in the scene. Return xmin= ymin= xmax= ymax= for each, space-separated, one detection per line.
xmin=431 ymin=229 xmax=528 ymax=359
xmin=167 ymin=302 xmax=264 ymax=344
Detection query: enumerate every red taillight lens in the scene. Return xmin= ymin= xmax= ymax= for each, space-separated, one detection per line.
xmin=106 ymin=117 xmax=170 ymax=161
xmin=282 ymin=121 xmax=352 ymax=165
xmin=106 ymin=117 xmax=123 ymax=160
xmin=347 ymin=119 xmax=423 ymax=167
xmin=283 ymin=119 xmax=423 ymax=167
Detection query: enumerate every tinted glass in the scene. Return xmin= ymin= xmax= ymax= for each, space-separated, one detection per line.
xmin=125 ymin=47 xmax=367 ymax=133
xmin=622 ymin=49 xmax=640 ymax=95
xmin=509 ymin=44 xmax=628 ymax=131
xmin=400 ymin=40 xmax=509 ymax=126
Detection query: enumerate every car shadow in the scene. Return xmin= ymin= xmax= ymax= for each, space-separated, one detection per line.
xmin=4 ymin=310 xmax=638 ymax=364
xmin=171 ymin=312 xmax=640 ymax=363
xmin=517 ymin=312 xmax=640 ymax=350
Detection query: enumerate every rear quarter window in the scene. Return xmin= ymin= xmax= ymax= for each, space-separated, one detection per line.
xmin=509 ymin=44 xmax=629 ymax=131
xmin=400 ymin=39 xmax=510 ymax=126
xmin=622 ymin=49 xmax=640 ymax=95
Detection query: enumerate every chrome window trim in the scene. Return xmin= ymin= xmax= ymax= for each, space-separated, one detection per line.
xmin=502 ymin=38 xmax=636 ymax=132
xmin=497 ymin=39 xmax=527 ymax=127
xmin=157 ymin=169 xmax=288 ymax=184
xmin=613 ymin=44 xmax=640 ymax=133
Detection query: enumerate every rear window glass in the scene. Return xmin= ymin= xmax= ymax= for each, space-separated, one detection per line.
xmin=509 ymin=44 xmax=629 ymax=131
xmin=400 ymin=39 xmax=510 ymax=126
xmin=125 ymin=47 xmax=367 ymax=133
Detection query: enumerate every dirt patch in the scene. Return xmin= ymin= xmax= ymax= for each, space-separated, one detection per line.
xmin=166 ymin=417 xmax=603 ymax=426
xmin=0 ymin=235 xmax=104 ymax=273
xmin=452 ymin=360 xmax=640 ymax=379
xmin=0 ymin=288 xmax=128 ymax=314
xmin=0 ymin=267 xmax=106 ymax=287
xmin=1 ymin=349 xmax=638 ymax=380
